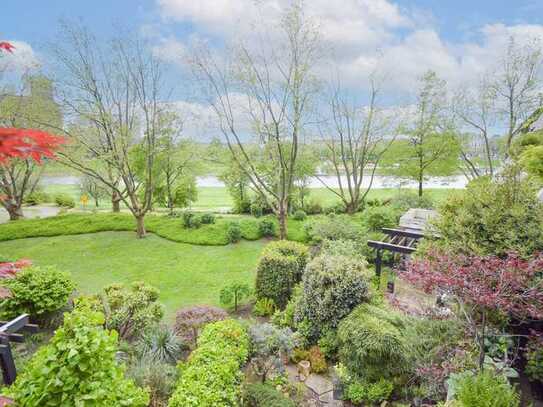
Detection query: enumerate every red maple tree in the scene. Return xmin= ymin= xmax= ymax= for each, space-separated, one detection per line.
xmin=402 ymin=250 xmax=543 ymax=369
xmin=0 ymin=42 xmax=65 ymax=163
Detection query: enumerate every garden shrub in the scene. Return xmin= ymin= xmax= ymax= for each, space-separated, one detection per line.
xmin=255 ymin=241 xmax=308 ymax=308
xmin=248 ymin=323 xmax=296 ymax=383
xmin=24 ymin=190 xmax=51 ymax=205
xmin=128 ymin=359 xmax=177 ymax=407
xmin=168 ymin=319 xmax=250 ymax=407
xmin=0 ymin=265 xmax=75 ymax=321
xmin=453 ymin=371 xmax=520 ymax=407
xmin=391 ymin=193 xmax=434 ymax=211
xmin=6 ymin=299 xmax=149 ymax=406
xmin=362 ymin=205 xmax=399 ymax=231
xmin=294 ymin=254 xmax=369 ymax=343
xmin=99 ymin=281 xmax=164 ymax=341
xmin=54 ymin=193 xmax=76 ymax=208
xmin=174 ymin=305 xmax=227 ymax=346
xmin=258 ymin=218 xmax=276 ymax=237
xmin=136 ymin=325 xmax=184 ymax=364
xmin=292 ymin=209 xmax=307 ymax=221
xmin=271 ymin=284 xmax=301 ymax=329
xmin=182 ymin=211 xmax=202 ymax=229
xmin=337 ymin=303 xmax=407 ymax=381
xmin=291 ymin=348 xmax=310 ymax=363
xmin=220 ymin=282 xmax=252 ymax=312
xmin=242 ymin=383 xmax=296 ymax=407
xmin=304 ymin=198 xmax=323 ymax=215
xmin=308 ymin=346 xmax=327 ymax=373
xmin=303 ymin=215 xmax=363 ymax=243
xmin=253 ymin=297 xmax=276 ymax=317
xmin=227 ymin=221 xmax=242 ymax=243
xmin=317 ymin=327 xmax=339 ymax=360
xmin=432 ymin=166 xmax=543 ymax=257
xmin=200 ymin=213 xmax=216 ymax=224
xmin=345 ymin=378 xmax=394 ymax=405
xmin=524 ymin=331 xmax=543 ymax=383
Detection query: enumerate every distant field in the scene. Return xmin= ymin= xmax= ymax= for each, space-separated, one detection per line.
xmin=42 ymin=183 xmax=457 ymax=212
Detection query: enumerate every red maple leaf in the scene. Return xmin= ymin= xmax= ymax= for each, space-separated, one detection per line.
xmin=0 ymin=128 xmax=66 ymax=163
xmin=0 ymin=41 xmax=15 ymax=53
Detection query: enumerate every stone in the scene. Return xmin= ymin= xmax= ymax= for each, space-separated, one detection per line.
xmin=298 ymin=360 xmax=311 ymax=379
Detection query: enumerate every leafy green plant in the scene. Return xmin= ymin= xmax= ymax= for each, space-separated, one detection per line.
xmin=242 ymin=383 xmax=296 ymax=407
xmin=258 ymin=218 xmax=276 ymax=237
xmin=291 ymin=348 xmax=310 ymax=363
xmin=303 ymin=215 xmax=363 ymax=243
xmin=98 ymin=281 xmax=164 ymax=341
xmin=136 ymin=325 xmax=183 ymax=364
xmin=182 ymin=211 xmax=202 ymax=229
xmin=363 ymin=205 xmax=399 ymax=231
xmin=524 ymin=331 xmax=543 ymax=383
xmin=0 ymin=265 xmax=75 ymax=321
xmin=220 ymin=282 xmax=252 ymax=312
xmin=337 ymin=303 xmax=406 ymax=381
xmin=345 ymin=378 xmax=394 ymax=405
xmin=24 ymin=190 xmax=51 ymax=206
xmin=253 ymin=298 xmax=276 ymax=317
xmin=6 ymin=299 xmax=149 ymax=406
xmin=168 ymin=319 xmax=250 ymax=407
xmin=453 ymin=371 xmax=520 ymax=407
xmin=54 ymin=193 xmax=76 ymax=208
xmin=255 ymin=241 xmax=308 ymax=308
xmin=271 ymin=284 xmax=301 ymax=329
xmin=227 ymin=221 xmax=242 ymax=243
xmin=294 ymin=254 xmax=369 ymax=343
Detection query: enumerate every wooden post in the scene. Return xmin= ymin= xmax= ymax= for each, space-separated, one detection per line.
xmin=0 ymin=336 xmax=16 ymax=385
xmin=375 ymin=249 xmax=382 ymax=280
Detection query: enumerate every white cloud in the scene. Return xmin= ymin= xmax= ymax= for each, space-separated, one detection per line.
xmin=155 ymin=0 xmax=543 ymax=93
xmin=0 ymin=41 xmax=40 ymax=72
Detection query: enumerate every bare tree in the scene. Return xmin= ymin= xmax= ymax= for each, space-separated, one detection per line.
xmin=317 ymin=78 xmax=400 ymax=213
xmin=190 ymin=2 xmax=320 ymax=239
xmin=453 ymin=78 xmax=497 ymax=178
xmin=47 ymin=22 xmax=167 ymax=237
xmin=491 ymin=37 xmax=543 ymax=154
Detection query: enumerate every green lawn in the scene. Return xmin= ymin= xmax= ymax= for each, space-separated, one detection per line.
xmin=0 ymin=232 xmax=266 ymax=320
xmin=42 ymin=182 xmax=456 ymax=212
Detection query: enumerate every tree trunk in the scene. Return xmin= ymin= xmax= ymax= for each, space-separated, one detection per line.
xmin=112 ymin=191 xmax=121 ymax=213
xmin=278 ymin=204 xmax=288 ymax=240
xmin=418 ymin=174 xmax=423 ymax=197
xmin=345 ymin=200 xmax=358 ymax=215
xmin=135 ymin=214 xmax=146 ymax=238
xmin=5 ymin=203 xmax=24 ymax=221
xmin=95 ymin=197 xmax=99 ymax=207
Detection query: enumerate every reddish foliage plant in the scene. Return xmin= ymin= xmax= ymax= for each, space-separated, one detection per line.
xmin=402 ymin=250 xmax=543 ymax=369
xmin=0 ymin=259 xmax=31 ymax=278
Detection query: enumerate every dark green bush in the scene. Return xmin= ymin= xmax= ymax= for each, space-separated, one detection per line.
xmin=182 ymin=211 xmax=202 ymax=229
xmin=6 ymin=299 xmax=149 ymax=406
xmin=337 ymin=303 xmax=406 ymax=381
xmin=304 ymin=199 xmax=323 ymax=215
xmin=255 ymin=241 xmax=308 ymax=308
xmin=292 ymin=210 xmax=307 ymax=221
xmin=0 ymin=265 xmax=75 ymax=321
xmin=168 ymin=319 xmax=250 ymax=407
xmin=432 ymin=166 xmax=543 ymax=257
xmin=242 ymin=383 xmax=296 ymax=407
xmin=362 ymin=205 xmax=399 ymax=231
xmin=258 ymin=218 xmax=276 ymax=237
xmin=227 ymin=221 xmax=242 ymax=243
xmin=54 ymin=193 xmax=75 ymax=208
xmin=453 ymin=371 xmax=520 ymax=407
xmin=200 ymin=213 xmax=216 ymax=224
xmin=294 ymin=254 xmax=369 ymax=343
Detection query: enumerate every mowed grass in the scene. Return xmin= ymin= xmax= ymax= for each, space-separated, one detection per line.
xmin=42 ymin=182 xmax=456 ymax=211
xmin=0 ymin=232 xmax=266 ymax=320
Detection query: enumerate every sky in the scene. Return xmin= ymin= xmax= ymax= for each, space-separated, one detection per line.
xmin=2 ymin=0 xmax=543 ymax=135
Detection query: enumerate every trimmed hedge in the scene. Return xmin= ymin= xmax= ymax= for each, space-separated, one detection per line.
xmin=168 ymin=319 xmax=250 ymax=407
xmin=242 ymin=383 xmax=296 ymax=407
xmin=0 ymin=213 xmax=308 ymax=245
xmin=255 ymin=241 xmax=308 ymax=308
